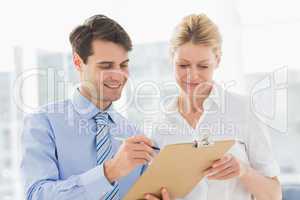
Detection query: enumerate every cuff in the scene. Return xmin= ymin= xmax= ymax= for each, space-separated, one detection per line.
xmin=78 ymin=165 xmax=115 ymax=200
xmin=255 ymin=162 xmax=281 ymax=178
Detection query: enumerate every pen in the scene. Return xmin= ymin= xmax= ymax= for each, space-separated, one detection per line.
xmin=114 ymin=137 xmax=160 ymax=151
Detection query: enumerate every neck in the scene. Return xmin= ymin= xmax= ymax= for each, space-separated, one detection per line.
xmin=178 ymin=86 xmax=212 ymax=114
xmin=178 ymin=94 xmax=203 ymax=114
xmin=79 ymin=86 xmax=112 ymax=111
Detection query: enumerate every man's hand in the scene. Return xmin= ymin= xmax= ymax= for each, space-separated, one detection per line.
xmin=104 ymin=135 xmax=156 ymax=182
xmin=204 ymin=154 xmax=249 ymax=180
xmin=144 ymin=187 xmax=172 ymax=200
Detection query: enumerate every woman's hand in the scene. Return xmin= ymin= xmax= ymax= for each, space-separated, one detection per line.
xmin=204 ymin=154 xmax=249 ymax=180
xmin=144 ymin=187 xmax=172 ymax=200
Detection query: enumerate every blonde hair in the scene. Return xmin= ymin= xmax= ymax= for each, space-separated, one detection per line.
xmin=170 ymin=14 xmax=222 ymax=57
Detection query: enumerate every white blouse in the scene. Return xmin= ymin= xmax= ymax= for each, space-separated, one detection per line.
xmin=150 ymin=83 xmax=280 ymax=200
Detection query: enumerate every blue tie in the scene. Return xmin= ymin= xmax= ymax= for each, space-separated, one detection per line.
xmin=94 ymin=112 xmax=120 ymax=200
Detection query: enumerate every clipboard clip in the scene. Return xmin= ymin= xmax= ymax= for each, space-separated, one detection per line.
xmin=193 ymin=132 xmax=214 ymax=148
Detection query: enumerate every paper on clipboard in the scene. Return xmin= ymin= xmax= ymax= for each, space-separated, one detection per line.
xmin=123 ymin=139 xmax=235 ymax=200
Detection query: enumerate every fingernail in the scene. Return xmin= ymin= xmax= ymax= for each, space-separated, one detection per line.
xmin=207 ymin=171 xmax=215 ymax=177
xmin=213 ymin=163 xmax=219 ymax=168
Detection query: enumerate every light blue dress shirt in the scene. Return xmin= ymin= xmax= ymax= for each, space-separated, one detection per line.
xmin=21 ymin=88 xmax=143 ymax=200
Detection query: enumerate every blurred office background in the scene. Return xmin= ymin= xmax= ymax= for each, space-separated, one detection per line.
xmin=0 ymin=0 xmax=300 ymax=199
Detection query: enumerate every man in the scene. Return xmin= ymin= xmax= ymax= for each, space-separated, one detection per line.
xmin=21 ymin=15 xmax=163 ymax=200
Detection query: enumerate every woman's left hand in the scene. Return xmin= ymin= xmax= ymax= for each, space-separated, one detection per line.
xmin=204 ymin=154 xmax=249 ymax=180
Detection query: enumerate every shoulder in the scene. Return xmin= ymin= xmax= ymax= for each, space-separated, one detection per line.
xmin=226 ymin=91 xmax=265 ymax=125
xmin=225 ymin=91 xmax=272 ymax=144
xmin=30 ymin=99 xmax=72 ymax=116
xmin=23 ymin=99 xmax=73 ymax=130
xmin=218 ymin=89 xmax=255 ymax=124
xmin=24 ymin=99 xmax=68 ymax=120
xmin=22 ymin=101 xmax=72 ymax=142
xmin=225 ymin=90 xmax=249 ymax=112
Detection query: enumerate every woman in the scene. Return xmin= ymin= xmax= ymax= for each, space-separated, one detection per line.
xmin=145 ymin=14 xmax=282 ymax=200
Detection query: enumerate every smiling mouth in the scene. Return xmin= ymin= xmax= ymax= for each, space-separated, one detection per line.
xmin=185 ymin=82 xmax=200 ymax=87
xmin=104 ymin=83 xmax=122 ymax=89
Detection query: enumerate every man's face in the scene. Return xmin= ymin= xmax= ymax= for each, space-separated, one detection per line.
xmin=76 ymin=40 xmax=129 ymax=103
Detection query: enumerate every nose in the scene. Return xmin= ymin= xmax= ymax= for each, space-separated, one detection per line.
xmin=186 ymin=66 xmax=199 ymax=81
xmin=108 ymin=68 xmax=128 ymax=82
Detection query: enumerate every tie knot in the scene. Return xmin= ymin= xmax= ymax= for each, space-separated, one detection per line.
xmin=94 ymin=112 xmax=109 ymax=126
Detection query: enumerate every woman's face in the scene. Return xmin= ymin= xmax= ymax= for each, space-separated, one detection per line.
xmin=173 ymin=42 xmax=219 ymax=98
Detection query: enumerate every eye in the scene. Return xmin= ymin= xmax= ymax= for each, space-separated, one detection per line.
xmin=98 ymin=64 xmax=112 ymax=69
xmin=120 ymin=63 xmax=129 ymax=69
xmin=198 ymin=65 xmax=209 ymax=69
xmin=178 ymin=64 xmax=189 ymax=68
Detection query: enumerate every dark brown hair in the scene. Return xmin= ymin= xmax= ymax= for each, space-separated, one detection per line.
xmin=69 ymin=14 xmax=132 ymax=63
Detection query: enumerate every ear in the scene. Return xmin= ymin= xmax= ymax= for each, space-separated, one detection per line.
xmin=215 ymin=53 xmax=221 ymax=69
xmin=73 ymin=52 xmax=84 ymax=71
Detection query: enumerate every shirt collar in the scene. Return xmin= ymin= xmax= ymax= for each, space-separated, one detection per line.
xmin=71 ymin=87 xmax=117 ymax=123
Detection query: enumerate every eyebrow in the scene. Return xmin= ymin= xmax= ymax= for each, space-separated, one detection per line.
xmin=96 ymin=59 xmax=129 ymax=65
xmin=96 ymin=61 xmax=114 ymax=65
xmin=177 ymin=58 xmax=210 ymax=64
xmin=120 ymin=59 xmax=130 ymax=64
xmin=176 ymin=58 xmax=190 ymax=63
xmin=197 ymin=60 xmax=211 ymax=65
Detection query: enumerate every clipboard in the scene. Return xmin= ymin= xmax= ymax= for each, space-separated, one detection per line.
xmin=123 ymin=138 xmax=235 ymax=200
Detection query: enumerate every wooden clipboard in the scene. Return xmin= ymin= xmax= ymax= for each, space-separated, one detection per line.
xmin=123 ymin=139 xmax=235 ymax=200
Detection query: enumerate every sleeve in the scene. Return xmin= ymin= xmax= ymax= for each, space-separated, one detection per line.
xmin=245 ymin=110 xmax=281 ymax=178
xmin=21 ymin=113 xmax=115 ymax=200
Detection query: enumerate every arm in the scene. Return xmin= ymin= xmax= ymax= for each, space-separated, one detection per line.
xmin=21 ymin=113 xmax=116 ymax=200
xmin=204 ymin=154 xmax=282 ymax=200
xmin=243 ymin=108 xmax=282 ymax=200
xmin=204 ymin=109 xmax=282 ymax=200
xmin=240 ymin=165 xmax=282 ymax=200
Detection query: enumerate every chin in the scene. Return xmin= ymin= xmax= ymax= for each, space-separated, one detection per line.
xmin=180 ymin=86 xmax=195 ymax=95
xmin=181 ymin=89 xmax=198 ymax=99
xmin=105 ymin=94 xmax=122 ymax=102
